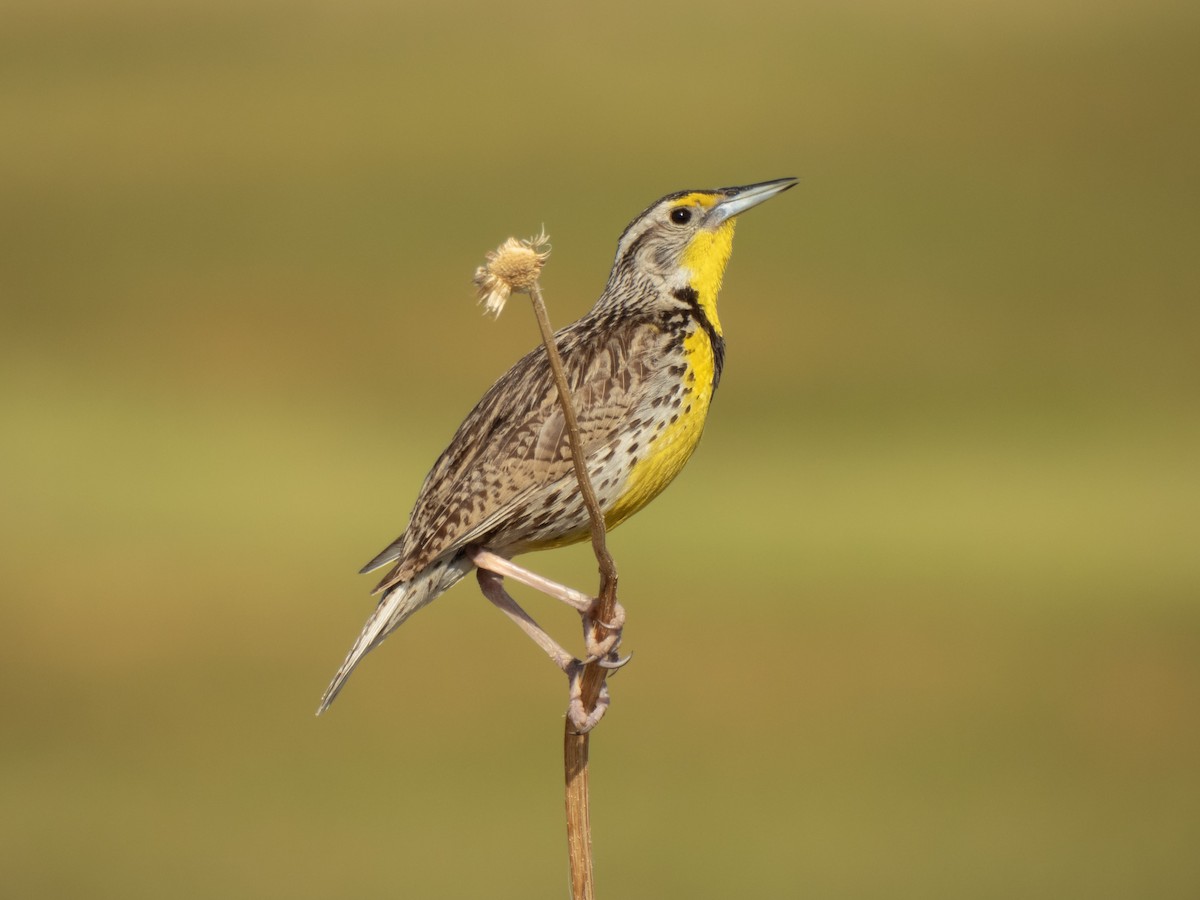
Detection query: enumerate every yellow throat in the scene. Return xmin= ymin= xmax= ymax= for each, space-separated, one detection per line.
xmin=679 ymin=197 xmax=736 ymax=337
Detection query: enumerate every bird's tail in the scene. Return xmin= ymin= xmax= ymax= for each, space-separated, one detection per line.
xmin=317 ymin=555 xmax=472 ymax=715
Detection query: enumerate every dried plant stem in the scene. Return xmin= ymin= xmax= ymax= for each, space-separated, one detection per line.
xmin=526 ymin=282 xmax=619 ymax=600
xmin=527 ymin=279 xmax=619 ymax=900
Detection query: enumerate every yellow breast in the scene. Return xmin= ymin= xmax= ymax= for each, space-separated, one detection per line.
xmin=604 ymin=326 xmax=716 ymax=530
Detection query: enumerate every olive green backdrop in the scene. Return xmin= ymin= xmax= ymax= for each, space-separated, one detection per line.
xmin=3 ymin=0 xmax=1198 ymax=897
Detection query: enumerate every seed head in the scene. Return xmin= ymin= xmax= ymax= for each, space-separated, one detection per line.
xmin=473 ymin=229 xmax=551 ymax=317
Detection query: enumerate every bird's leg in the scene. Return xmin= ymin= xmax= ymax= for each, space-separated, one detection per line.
xmin=470 ymin=548 xmax=626 ymax=662
xmin=475 ymin=568 xmax=575 ymax=671
xmin=475 ymin=568 xmax=610 ymax=732
xmin=471 ymin=548 xmax=592 ymax=611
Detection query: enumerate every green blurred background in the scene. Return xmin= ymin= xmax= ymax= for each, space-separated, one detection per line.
xmin=3 ymin=0 xmax=1198 ymax=896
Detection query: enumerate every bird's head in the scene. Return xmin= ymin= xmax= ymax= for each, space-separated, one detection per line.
xmin=605 ymin=177 xmax=797 ymax=333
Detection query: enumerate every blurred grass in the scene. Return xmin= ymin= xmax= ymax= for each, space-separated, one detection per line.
xmin=2 ymin=0 xmax=1199 ymax=897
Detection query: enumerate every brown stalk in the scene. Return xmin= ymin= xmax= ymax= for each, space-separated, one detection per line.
xmin=526 ymin=279 xmax=619 ymax=900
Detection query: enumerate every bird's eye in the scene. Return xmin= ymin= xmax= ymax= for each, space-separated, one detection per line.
xmin=670 ymin=207 xmax=692 ymax=225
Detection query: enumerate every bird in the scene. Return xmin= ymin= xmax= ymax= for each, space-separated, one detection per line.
xmin=319 ymin=178 xmax=797 ymax=722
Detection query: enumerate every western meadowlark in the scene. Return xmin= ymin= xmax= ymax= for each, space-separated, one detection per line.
xmin=319 ymin=177 xmax=796 ymax=722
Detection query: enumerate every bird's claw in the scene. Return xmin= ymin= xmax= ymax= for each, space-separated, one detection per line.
xmin=598 ymin=651 xmax=633 ymax=670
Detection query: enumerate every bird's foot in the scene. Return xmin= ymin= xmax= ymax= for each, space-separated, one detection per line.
xmin=582 ymin=598 xmax=626 ymax=662
xmin=565 ymin=660 xmax=611 ymax=734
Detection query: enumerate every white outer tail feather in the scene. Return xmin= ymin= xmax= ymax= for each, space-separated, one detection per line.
xmin=316 ymin=556 xmax=473 ymax=714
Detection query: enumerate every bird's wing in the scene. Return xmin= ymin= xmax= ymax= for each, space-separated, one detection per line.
xmin=366 ymin=316 xmax=662 ymax=593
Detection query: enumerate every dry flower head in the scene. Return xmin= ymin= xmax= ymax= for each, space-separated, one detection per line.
xmin=474 ymin=229 xmax=551 ymax=317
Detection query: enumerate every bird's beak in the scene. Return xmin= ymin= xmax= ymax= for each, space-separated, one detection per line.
xmin=707 ymin=177 xmax=798 ymax=227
